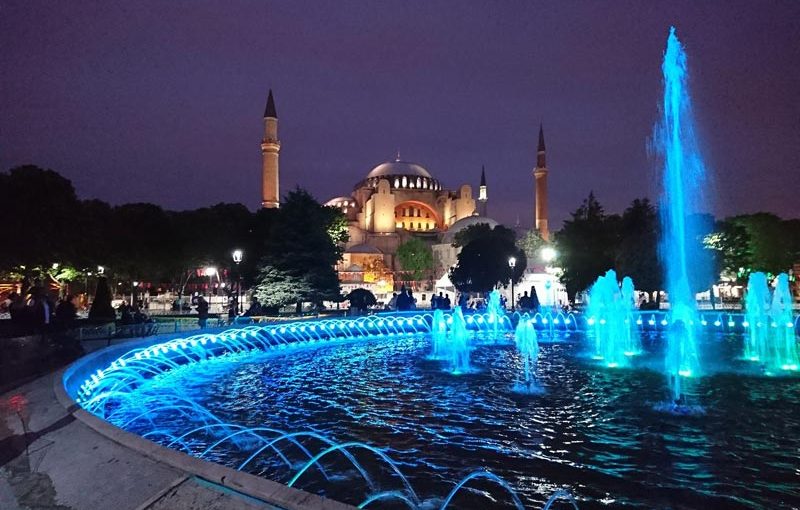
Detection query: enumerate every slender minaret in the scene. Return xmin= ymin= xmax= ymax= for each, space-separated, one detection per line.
xmin=478 ymin=165 xmax=488 ymax=216
xmin=261 ymin=90 xmax=280 ymax=208
xmin=533 ymin=124 xmax=549 ymax=240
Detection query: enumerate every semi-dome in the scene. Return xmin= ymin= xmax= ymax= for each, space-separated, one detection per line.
xmin=366 ymin=160 xmax=432 ymax=179
xmin=442 ymin=214 xmax=500 ymax=243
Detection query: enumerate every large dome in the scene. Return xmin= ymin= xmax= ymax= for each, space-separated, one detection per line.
xmin=366 ymin=160 xmax=432 ymax=179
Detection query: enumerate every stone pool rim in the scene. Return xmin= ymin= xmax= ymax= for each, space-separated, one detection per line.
xmin=57 ymin=329 xmax=357 ymax=510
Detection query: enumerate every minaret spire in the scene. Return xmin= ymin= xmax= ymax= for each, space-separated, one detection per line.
xmin=533 ymin=124 xmax=549 ymax=240
xmin=264 ymin=89 xmax=277 ymax=118
xmin=478 ymin=165 xmax=488 ymax=216
xmin=261 ymin=89 xmax=281 ymax=208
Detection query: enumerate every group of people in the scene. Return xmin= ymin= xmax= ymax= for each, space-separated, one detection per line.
xmin=516 ymin=291 xmax=540 ymax=312
xmin=117 ymin=300 xmax=152 ymax=325
xmin=1 ymin=285 xmax=83 ymax=353
xmin=386 ymin=287 xmax=418 ymax=311
xmin=430 ymin=292 xmax=452 ymax=310
xmin=2 ymin=286 xmax=79 ymax=332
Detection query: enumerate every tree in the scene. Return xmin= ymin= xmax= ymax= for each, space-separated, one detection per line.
xmin=0 ymin=165 xmax=83 ymax=273
xmin=452 ymin=222 xmax=494 ymax=248
xmin=252 ymin=188 xmax=347 ymax=311
xmin=396 ymin=237 xmax=434 ymax=281
xmin=704 ymin=219 xmax=752 ymax=281
xmin=346 ymin=288 xmax=377 ymax=313
xmin=616 ymin=198 xmax=662 ymax=295
xmin=253 ymin=266 xmax=313 ymax=311
xmin=518 ymin=229 xmax=548 ymax=264
xmin=556 ymin=192 xmax=620 ymax=301
xmin=89 ymin=276 xmax=116 ymax=321
xmin=449 ymin=225 xmax=526 ymax=293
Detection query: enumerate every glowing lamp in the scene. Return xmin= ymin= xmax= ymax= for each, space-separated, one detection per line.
xmin=541 ymin=247 xmax=557 ymax=263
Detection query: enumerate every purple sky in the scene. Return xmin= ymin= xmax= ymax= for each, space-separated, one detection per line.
xmin=2 ymin=1 xmax=799 ymax=228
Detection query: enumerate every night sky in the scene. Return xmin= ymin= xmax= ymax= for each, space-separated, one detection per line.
xmin=2 ymin=1 xmax=798 ymax=229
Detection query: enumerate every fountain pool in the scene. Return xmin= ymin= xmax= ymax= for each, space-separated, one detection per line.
xmin=66 ymin=314 xmax=800 ymax=510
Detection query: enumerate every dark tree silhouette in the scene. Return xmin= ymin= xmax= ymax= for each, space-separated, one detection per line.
xmin=450 ymin=224 xmax=526 ymax=294
xmin=88 ymin=276 xmax=116 ymax=322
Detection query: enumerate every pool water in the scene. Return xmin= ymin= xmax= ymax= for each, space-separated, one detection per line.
xmin=117 ymin=331 xmax=800 ymax=509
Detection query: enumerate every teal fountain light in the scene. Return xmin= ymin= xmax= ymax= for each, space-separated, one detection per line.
xmin=745 ymin=272 xmax=799 ymax=373
xmin=771 ymin=273 xmax=799 ymax=372
xmin=586 ymin=269 xmax=640 ymax=368
xmin=656 ymin=27 xmax=707 ymax=402
xmin=512 ymin=317 xmax=543 ymax=394
xmin=448 ymin=306 xmax=471 ymax=374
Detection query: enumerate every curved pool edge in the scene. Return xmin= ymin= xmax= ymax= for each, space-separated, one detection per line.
xmin=57 ymin=340 xmax=358 ymax=510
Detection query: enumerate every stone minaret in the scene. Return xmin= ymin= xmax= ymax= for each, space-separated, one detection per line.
xmin=478 ymin=165 xmax=488 ymax=216
xmin=261 ymin=90 xmax=280 ymax=208
xmin=533 ymin=124 xmax=549 ymax=240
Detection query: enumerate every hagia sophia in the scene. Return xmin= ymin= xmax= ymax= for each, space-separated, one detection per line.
xmin=259 ymin=90 xmax=552 ymax=299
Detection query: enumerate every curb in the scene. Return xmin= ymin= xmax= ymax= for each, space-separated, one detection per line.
xmin=53 ymin=365 xmax=356 ymax=510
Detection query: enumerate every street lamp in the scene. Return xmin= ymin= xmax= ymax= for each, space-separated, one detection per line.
xmin=232 ymin=249 xmax=243 ymax=314
xmin=541 ymin=246 xmax=557 ymax=264
xmin=508 ymin=256 xmax=517 ymax=311
xmin=204 ymin=267 xmax=217 ymax=304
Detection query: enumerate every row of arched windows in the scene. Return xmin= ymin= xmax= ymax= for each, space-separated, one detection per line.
xmin=365 ymin=176 xmax=441 ymax=191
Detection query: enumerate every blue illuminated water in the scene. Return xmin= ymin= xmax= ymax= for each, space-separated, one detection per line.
xmin=79 ymin=321 xmax=800 ymax=509
xmin=745 ymin=272 xmax=800 ymax=373
xmin=586 ymin=270 xmax=641 ymax=368
xmin=513 ymin=317 xmax=541 ymax=393
xmin=656 ymin=27 xmax=708 ymax=401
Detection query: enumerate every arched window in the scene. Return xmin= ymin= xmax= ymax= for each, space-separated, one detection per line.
xmin=402 ymin=176 xmax=408 ymax=187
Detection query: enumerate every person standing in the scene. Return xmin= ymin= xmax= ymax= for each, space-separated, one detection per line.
xmin=196 ymin=295 xmax=210 ymax=328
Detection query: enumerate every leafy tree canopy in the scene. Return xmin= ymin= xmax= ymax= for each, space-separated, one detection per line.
xmin=251 ymin=188 xmax=347 ymax=309
xmin=346 ymin=288 xmax=377 ymax=312
xmin=450 ymin=224 xmax=526 ymax=293
xmin=555 ymin=192 xmax=620 ymax=300
xmin=396 ymin=237 xmax=434 ymax=281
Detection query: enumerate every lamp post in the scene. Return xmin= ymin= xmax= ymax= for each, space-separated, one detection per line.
xmin=232 ymin=249 xmax=243 ymax=314
xmin=540 ymin=247 xmax=558 ymax=309
xmin=204 ymin=267 xmax=217 ymax=310
xmin=508 ymin=256 xmax=517 ymax=311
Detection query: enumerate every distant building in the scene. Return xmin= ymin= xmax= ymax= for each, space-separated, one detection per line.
xmin=259 ymin=91 xmax=551 ymax=295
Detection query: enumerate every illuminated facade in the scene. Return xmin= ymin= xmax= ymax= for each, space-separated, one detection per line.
xmin=326 ymin=155 xmax=478 ymax=279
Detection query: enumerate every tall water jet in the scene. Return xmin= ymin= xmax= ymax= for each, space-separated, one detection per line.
xmin=486 ymin=289 xmax=504 ymax=340
xmin=429 ymin=309 xmax=448 ymax=359
xmin=449 ymin=306 xmax=471 ymax=374
xmin=768 ymin=273 xmax=799 ymax=372
xmin=620 ymin=276 xmax=642 ymax=356
xmin=744 ymin=272 xmax=771 ymax=362
xmin=656 ymin=27 xmax=709 ymax=400
xmin=512 ymin=316 xmax=542 ymax=393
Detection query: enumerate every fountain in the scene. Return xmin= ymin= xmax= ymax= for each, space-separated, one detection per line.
xmin=744 ymin=272 xmax=771 ymax=363
xmin=620 ymin=277 xmax=641 ymax=356
xmin=656 ymin=27 xmax=707 ymax=401
xmin=586 ymin=270 xmax=639 ymax=367
xmin=746 ymin=272 xmax=800 ymax=373
xmin=448 ymin=306 xmax=471 ymax=374
xmin=430 ymin=308 xmax=448 ymax=359
xmin=512 ymin=316 xmax=542 ymax=394
xmin=771 ymin=273 xmax=799 ymax=371
xmin=486 ymin=289 xmax=505 ymax=340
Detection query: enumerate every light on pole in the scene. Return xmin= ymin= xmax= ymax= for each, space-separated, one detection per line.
xmin=508 ymin=256 xmax=517 ymax=311
xmin=204 ymin=267 xmax=217 ymax=303
xmin=541 ymin=246 xmax=557 ymax=264
xmin=232 ymin=249 xmax=243 ymax=314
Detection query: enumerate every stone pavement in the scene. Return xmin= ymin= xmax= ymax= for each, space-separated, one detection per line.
xmin=0 ymin=368 xmax=349 ymax=510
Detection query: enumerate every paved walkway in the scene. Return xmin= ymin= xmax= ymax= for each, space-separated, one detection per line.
xmin=0 ymin=370 xmax=281 ymax=510
xmin=0 ymin=366 xmax=350 ymax=510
